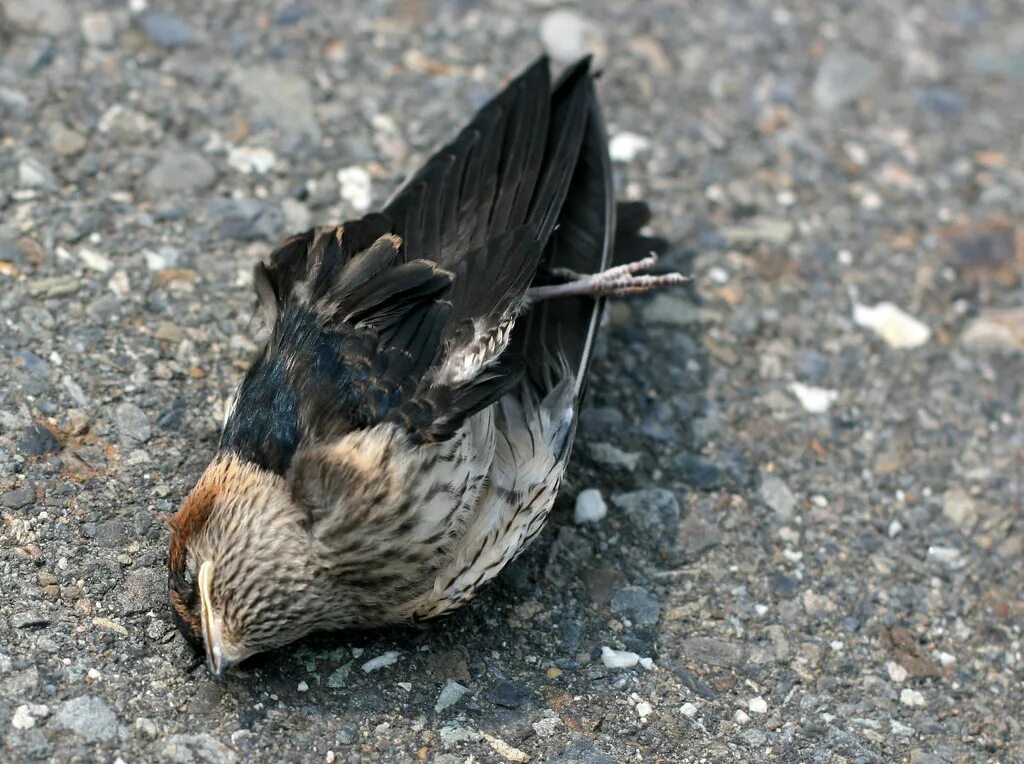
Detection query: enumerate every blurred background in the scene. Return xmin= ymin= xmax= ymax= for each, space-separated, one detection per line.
xmin=1 ymin=1 xmax=1022 ymax=762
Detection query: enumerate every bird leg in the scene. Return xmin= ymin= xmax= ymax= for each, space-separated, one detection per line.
xmin=526 ymin=253 xmax=689 ymax=301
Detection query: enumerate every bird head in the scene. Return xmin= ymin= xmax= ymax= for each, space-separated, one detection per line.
xmin=166 ymin=453 xmax=315 ymax=675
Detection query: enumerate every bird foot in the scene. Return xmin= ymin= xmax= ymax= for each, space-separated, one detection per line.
xmin=526 ymin=254 xmax=689 ymax=301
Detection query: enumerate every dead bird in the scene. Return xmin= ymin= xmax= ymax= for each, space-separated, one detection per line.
xmin=166 ymin=56 xmax=685 ymax=675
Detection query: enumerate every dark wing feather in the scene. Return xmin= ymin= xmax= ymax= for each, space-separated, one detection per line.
xmin=221 ymin=57 xmax=601 ymax=473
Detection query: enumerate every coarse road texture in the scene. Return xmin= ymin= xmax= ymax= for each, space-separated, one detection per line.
xmin=1 ymin=1 xmax=1022 ymax=762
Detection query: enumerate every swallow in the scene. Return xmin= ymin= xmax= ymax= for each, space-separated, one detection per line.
xmin=167 ymin=56 xmax=685 ymax=674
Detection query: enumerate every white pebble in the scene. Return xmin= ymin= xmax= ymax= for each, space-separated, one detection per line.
xmin=748 ymin=696 xmax=768 ymax=714
xmin=574 ymin=488 xmax=607 ymax=524
xmin=87 ymin=668 xmax=102 ymax=681
xmin=361 ymin=650 xmax=401 ymax=673
xmin=600 ymin=646 xmax=640 ymax=669
xmin=927 ymin=545 xmax=962 ymax=566
xmin=899 ymin=688 xmax=926 ymax=707
xmin=297 ymin=680 xmax=309 ymax=692
xmin=734 ymin=709 xmax=751 ymax=724
xmin=11 ymin=706 xmax=35 ymax=730
xmin=609 ymin=132 xmax=651 ymax=163
xmin=78 ymin=247 xmax=113 ymax=273
xmin=228 ymin=146 xmax=277 ymax=175
xmin=680 ymin=702 xmax=698 ymax=718
xmin=638 ymin=657 xmax=655 ymax=671
xmin=853 ymin=302 xmax=931 ymax=349
xmin=635 ymin=701 xmax=653 ymax=719
xmin=938 ymin=652 xmax=956 ymax=667
xmin=788 ymin=382 xmax=838 ymax=413
xmin=337 ymin=165 xmax=372 ymax=212
xmin=886 ymin=661 xmax=908 ymax=683
xmin=325 ymin=752 xmax=336 ymax=764
xmin=887 ymin=520 xmax=903 ymax=538
xmin=397 ymin=682 xmax=412 ymax=692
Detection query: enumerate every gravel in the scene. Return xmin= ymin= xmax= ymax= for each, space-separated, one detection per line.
xmin=2 ymin=0 xmax=1022 ymax=761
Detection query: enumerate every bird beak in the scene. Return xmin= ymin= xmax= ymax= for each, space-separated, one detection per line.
xmin=197 ymin=560 xmax=229 ymax=676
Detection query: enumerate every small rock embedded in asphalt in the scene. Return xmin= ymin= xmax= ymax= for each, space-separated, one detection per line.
xmin=787 ymin=382 xmax=838 ymax=413
xmin=144 ymin=151 xmax=216 ymax=195
xmin=361 ymin=651 xmax=401 ymax=673
xmin=3 ymin=0 xmax=73 ymax=35
xmin=900 ymin=688 xmax=926 ymax=707
xmin=115 ymin=402 xmax=151 ymax=448
xmin=853 ymin=302 xmax=931 ymax=349
xmin=574 ymin=488 xmax=607 ymax=524
xmin=759 ymin=475 xmax=797 ymax=518
xmin=610 ymin=586 xmax=661 ymax=626
xmin=2 ymin=484 xmax=36 ymax=509
xmin=600 ymin=646 xmax=640 ymax=669
xmin=813 ymin=49 xmax=880 ymax=109
xmin=434 ymin=679 xmax=469 ymax=712
xmin=609 ymin=132 xmax=651 ymax=163
xmin=53 ymin=695 xmax=122 ymax=743
xmin=161 ymin=733 xmax=238 ymax=763
xmin=139 ymin=12 xmax=195 ymax=48
xmin=18 ymin=424 xmax=60 ymax=457
xmin=588 ymin=441 xmax=641 ymax=471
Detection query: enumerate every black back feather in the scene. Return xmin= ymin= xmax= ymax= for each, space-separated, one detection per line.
xmin=221 ymin=57 xmax=636 ymax=473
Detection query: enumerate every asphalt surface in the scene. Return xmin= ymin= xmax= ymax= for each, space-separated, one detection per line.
xmin=2 ymin=1 xmax=1023 ymax=762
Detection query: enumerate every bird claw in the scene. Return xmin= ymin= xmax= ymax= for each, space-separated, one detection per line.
xmin=527 ymin=253 xmax=689 ymax=301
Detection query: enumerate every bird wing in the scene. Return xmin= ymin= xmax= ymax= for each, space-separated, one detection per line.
xmin=219 ymin=56 xmax=595 ymax=475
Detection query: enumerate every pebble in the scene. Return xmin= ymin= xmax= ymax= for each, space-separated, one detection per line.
xmin=18 ymin=158 xmax=56 ymax=190
xmin=481 ymin=733 xmax=529 ymax=763
xmin=600 ymin=646 xmax=640 ymax=669
xmin=439 ymin=725 xmax=481 ymax=746
xmin=337 ymin=166 xmax=372 ymax=212
xmin=960 ymin=308 xmax=1024 ymax=352
xmin=679 ymin=636 xmax=746 ymax=668
xmin=927 ymin=546 xmax=962 ymax=567
xmin=531 ymin=716 xmax=560 ymax=738
xmin=609 ymin=132 xmax=651 ymax=163
xmin=281 ymin=198 xmax=312 ymax=232
xmin=886 ymin=661 xmax=908 ymax=683
xmin=18 ymin=425 xmax=60 ymax=457
xmin=942 ymin=486 xmax=977 ymax=526
xmin=734 ymin=709 xmax=751 ymax=724
xmin=2 ymin=485 xmax=36 ymax=509
xmin=434 ymin=679 xmax=469 ymax=712
xmin=53 ymin=696 xmax=122 ymax=743
xmin=610 ymin=586 xmax=661 ymax=626
xmin=139 ymin=11 xmax=194 ymax=48
xmin=787 ymin=382 xmax=838 ymax=413
xmin=539 ymin=10 xmax=605 ymax=64
xmin=297 ymin=681 xmax=309 ymax=692
xmin=748 ymin=696 xmax=768 ymax=714
xmin=78 ymin=248 xmax=113 ymax=273
xmin=2 ymin=0 xmax=74 ymax=35
xmin=327 ymin=659 xmax=352 ymax=684
xmin=588 ymin=442 xmax=641 ymax=471
xmin=80 ymin=12 xmax=116 ymax=46
xmin=235 ymin=67 xmax=321 ymax=140
xmin=361 ymin=651 xmax=401 ymax=673
xmin=11 ymin=704 xmax=48 ymax=730
xmin=813 ymin=50 xmax=880 ymax=110
xmin=853 ymin=302 xmax=931 ymax=349
xmin=48 ymin=122 xmax=87 ymax=156
xmin=209 ymin=198 xmax=284 ymax=241
xmin=899 ymin=688 xmax=926 ymax=707
xmin=719 ymin=217 xmax=794 ymax=245
xmin=680 ymin=702 xmax=698 ymax=718
xmin=116 ymin=402 xmax=151 ymax=447
xmin=759 ymin=475 xmax=797 ymax=518
xmin=161 ymin=733 xmax=238 ymax=763
xmin=635 ymin=701 xmax=653 ymax=719
xmin=227 ymin=146 xmax=277 ymax=175
xmin=611 ymin=489 xmax=681 ymax=555
xmin=144 ymin=151 xmax=216 ymax=195
xmin=573 ymin=488 xmax=607 ymax=524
